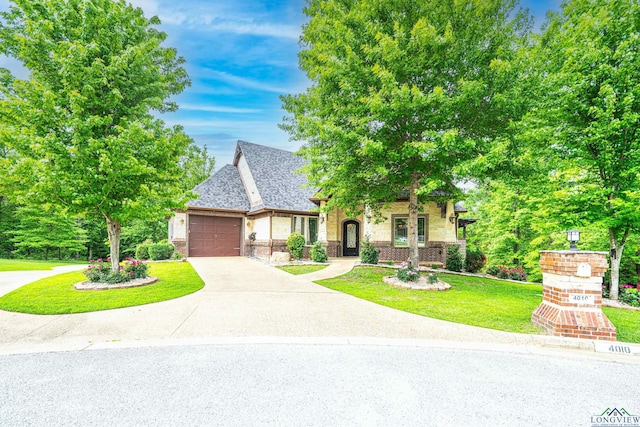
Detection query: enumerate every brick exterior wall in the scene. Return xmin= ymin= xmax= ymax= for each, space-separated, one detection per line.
xmin=245 ymin=239 xmax=463 ymax=263
xmin=375 ymin=241 xmax=464 ymax=265
xmin=532 ymin=250 xmax=616 ymax=341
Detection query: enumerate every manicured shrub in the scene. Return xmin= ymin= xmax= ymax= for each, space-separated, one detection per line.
xmin=135 ymin=243 xmax=151 ymax=260
xmin=123 ymin=258 xmax=148 ymax=279
xmin=148 ymin=243 xmax=174 ymax=260
xmin=286 ymin=233 xmax=306 ymax=260
xmin=486 ymin=265 xmax=500 ymax=276
xmin=619 ymin=286 xmax=640 ymax=307
xmin=84 ymin=258 xmax=145 ymax=283
xmin=427 ymin=273 xmax=439 ymax=284
xmin=465 ymin=248 xmax=487 ymax=273
xmin=496 ymin=265 xmax=528 ymax=281
xmin=360 ymin=236 xmax=379 ymax=264
xmin=310 ymin=241 xmax=328 ymax=263
xmin=445 ymin=245 xmax=464 ymax=272
xmin=397 ymin=258 xmax=420 ymax=282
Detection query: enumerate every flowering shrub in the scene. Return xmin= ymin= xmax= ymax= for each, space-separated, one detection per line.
xmin=123 ymin=258 xmax=148 ymax=279
xmin=397 ymin=258 xmax=420 ymax=282
xmin=619 ymin=285 xmax=640 ymax=307
xmin=84 ymin=258 xmax=111 ymax=283
xmin=496 ymin=265 xmax=527 ymax=282
xmin=83 ymin=258 xmax=148 ymax=284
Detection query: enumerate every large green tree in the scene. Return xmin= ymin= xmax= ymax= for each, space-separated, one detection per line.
xmin=282 ymin=0 xmax=530 ymax=267
xmin=0 ymin=0 xmax=193 ymax=272
xmin=530 ymin=0 xmax=640 ymax=299
xmin=10 ymin=206 xmax=87 ymax=260
xmin=179 ymin=144 xmax=216 ymax=191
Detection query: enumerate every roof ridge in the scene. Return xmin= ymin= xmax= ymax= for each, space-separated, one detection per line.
xmin=238 ymin=140 xmax=296 ymax=155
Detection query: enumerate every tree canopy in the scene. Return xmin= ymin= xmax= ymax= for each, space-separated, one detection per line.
xmin=0 ymin=0 xmax=193 ymax=270
xmin=282 ymin=0 xmax=531 ymax=266
xmin=525 ymin=0 xmax=640 ymax=299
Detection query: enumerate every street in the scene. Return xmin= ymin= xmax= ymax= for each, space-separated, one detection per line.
xmin=1 ymin=343 xmax=637 ymax=426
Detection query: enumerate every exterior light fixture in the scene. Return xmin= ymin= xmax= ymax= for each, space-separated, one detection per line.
xmin=566 ymin=229 xmax=581 ymax=251
xmin=449 ymin=215 xmax=456 ymax=224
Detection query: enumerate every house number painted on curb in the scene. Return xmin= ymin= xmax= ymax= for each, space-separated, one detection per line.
xmin=595 ymin=342 xmax=640 ymax=356
xmin=569 ymin=294 xmax=595 ymax=305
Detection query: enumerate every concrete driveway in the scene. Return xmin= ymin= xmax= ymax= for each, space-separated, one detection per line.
xmin=0 ymin=257 xmax=600 ymax=356
xmin=0 ymin=265 xmax=86 ymax=298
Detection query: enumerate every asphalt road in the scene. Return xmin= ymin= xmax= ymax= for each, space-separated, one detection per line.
xmin=1 ymin=344 xmax=637 ymax=427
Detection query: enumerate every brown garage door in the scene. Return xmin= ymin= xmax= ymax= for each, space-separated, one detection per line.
xmin=189 ymin=215 xmax=242 ymax=257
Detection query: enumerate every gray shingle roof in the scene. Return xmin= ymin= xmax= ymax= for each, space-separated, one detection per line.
xmin=188 ymin=164 xmax=250 ymax=211
xmin=236 ymin=141 xmax=317 ymax=213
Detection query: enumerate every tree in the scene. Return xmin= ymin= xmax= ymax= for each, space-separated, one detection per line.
xmin=180 ymin=144 xmax=216 ymax=191
xmin=11 ymin=206 xmax=87 ymax=260
xmin=0 ymin=0 xmax=193 ymax=272
xmin=281 ymin=0 xmax=531 ymax=267
xmin=530 ymin=0 xmax=640 ymax=299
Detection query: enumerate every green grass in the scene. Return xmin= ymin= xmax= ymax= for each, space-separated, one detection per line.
xmin=603 ymin=307 xmax=640 ymax=344
xmin=0 ymin=262 xmax=204 ymax=314
xmin=277 ymin=264 xmax=329 ymax=275
xmin=317 ymin=267 xmax=640 ymax=342
xmin=0 ymin=258 xmax=85 ymax=272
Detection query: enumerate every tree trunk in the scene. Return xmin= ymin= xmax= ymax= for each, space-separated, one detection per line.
xmin=106 ymin=216 xmax=121 ymax=273
xmin=609 ymin=230 xmax=626 ymax=301
xmin=408 ymin=173 xmax=420 ymax=269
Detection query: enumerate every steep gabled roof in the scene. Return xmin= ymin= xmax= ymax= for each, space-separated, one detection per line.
xmin=189 ymin=164 xmax=250 ymax=211
xmin=235 ymin=140 xmax=317 ymax=213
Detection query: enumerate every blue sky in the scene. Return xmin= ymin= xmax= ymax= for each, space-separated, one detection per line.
xmin=0 ymin=0 xmax=562 ymax=168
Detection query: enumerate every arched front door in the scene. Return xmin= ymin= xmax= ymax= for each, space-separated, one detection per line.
xmin=342 ymin=220 xmax=360 ymax=257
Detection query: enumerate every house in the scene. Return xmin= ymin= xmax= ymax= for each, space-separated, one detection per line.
xmin=169 ymin=140 xmax=470 ymax=263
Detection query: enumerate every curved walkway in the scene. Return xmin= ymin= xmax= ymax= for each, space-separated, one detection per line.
xmin=0 ymin=257 xmax=618 ymax=359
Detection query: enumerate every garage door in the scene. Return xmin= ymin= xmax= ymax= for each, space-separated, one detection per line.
xmin=189 ymin=215 xmax=242 ymax=257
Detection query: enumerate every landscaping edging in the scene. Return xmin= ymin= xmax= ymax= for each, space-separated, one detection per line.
xmin=382 ymin=275 xmax=451 ymax=291
xmin=603 ymin=299 xmax=640 ymax=312
xmin=74 ymin=276 xmax=158 ymax=291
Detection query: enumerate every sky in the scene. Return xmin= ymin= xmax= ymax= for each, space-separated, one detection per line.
xmin=0 ymin=0 xmax=562 ymax=169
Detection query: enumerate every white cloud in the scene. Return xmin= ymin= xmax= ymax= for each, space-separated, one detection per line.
xmin=205 ymin=70 xmax=291 ymax=94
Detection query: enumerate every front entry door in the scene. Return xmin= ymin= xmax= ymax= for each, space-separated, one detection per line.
xmin=342 ymin=220 xmax=360 ymax=257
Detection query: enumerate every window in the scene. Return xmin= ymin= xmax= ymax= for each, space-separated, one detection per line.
xmin=293 ymin=216 xmax=319 ymax=244
xmin=394 ymin=216 xmax=426 ymax=247
xmin=308 ymin=217 xmax=318 ymax=244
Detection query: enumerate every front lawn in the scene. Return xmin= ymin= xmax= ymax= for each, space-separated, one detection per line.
xmin=317 ymin=267 xmax=640 ymax=342
xmin=0 ymin=258 xmax=85 ymax=272
xmin=277 ymin=264 xmax=328 ymax=275
xmin=0 ymin=262 xmax=204 ymax=314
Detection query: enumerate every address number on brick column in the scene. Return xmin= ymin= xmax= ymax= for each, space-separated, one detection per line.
xmin=568 ymin=294 xmax=595 ymax=304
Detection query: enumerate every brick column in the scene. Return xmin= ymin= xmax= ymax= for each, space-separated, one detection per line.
xmin=532 ymin=250 xmax=616 ymax=341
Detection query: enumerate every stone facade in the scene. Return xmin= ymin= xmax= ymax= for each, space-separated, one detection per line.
xmin=532 ymin=250 xmax=616 ymax=341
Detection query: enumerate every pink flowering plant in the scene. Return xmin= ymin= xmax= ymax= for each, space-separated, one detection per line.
xmin=83 ymin=257 xmax=148 ymax=284
xmin=123 ymin=258 xmax=148 ymax=279
xmin=496 ymin=265 xmax=527 ymax=282
xmin=397 ymin=258 xmax=420 ymax=282
xmin=619 ymin=284 xmax=640 ymax=307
